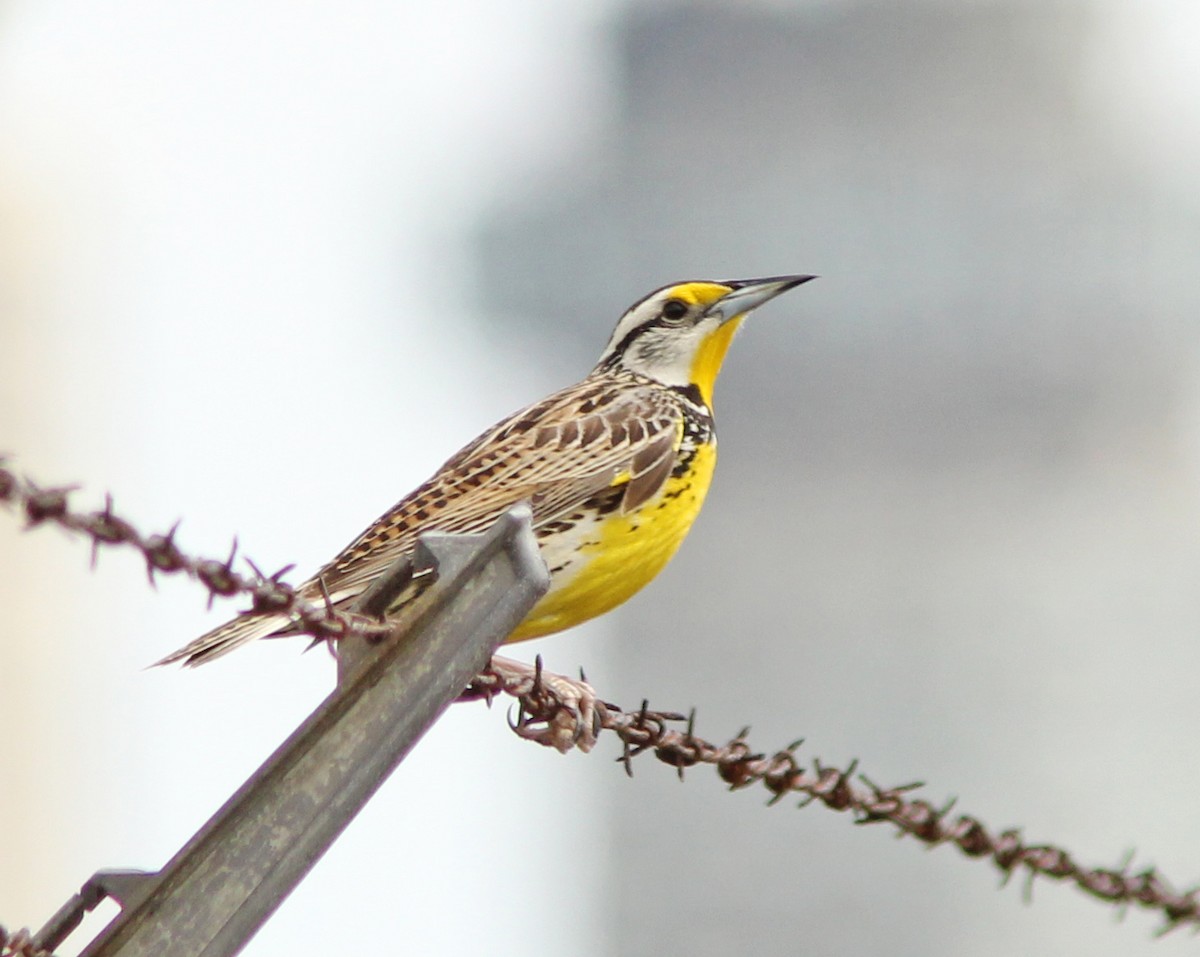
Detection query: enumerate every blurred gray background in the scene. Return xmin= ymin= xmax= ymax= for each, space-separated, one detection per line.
xmin=3 ymin=2 xmax=1199 ymax=956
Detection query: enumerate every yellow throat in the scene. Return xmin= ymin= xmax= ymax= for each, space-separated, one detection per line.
xmin=690 ymin=313 xmax=744 ymax=407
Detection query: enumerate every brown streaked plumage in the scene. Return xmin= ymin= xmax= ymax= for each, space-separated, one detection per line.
xmin=159 ymin=275 xmax=814 ymax=666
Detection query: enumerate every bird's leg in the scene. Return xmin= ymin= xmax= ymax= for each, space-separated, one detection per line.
xmin=468 ymin=655 xmax=605 ymax=754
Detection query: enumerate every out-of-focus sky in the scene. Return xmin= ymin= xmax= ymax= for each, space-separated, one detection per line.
xmin=3 ymin=2 xmax=1200 ymax=957
xmin=0 ymin=1 xmax=617 ymax=954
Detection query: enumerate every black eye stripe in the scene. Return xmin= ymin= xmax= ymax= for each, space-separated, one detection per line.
xmin=604 ymin=324 xmax=658 ymax=367
xmin=598 ymin=297 xmax=699 ymax=370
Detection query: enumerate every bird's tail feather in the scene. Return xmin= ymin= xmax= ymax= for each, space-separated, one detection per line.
xmin=155 ymin=612 xmax=293 ymax=668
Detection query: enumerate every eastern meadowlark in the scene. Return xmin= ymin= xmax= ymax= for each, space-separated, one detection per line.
xmin=160 ymin=275 xmax=814 ymax=667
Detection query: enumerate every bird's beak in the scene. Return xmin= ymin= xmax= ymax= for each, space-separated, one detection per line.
xmin=704 ymin=274 xmax=817 ymax=323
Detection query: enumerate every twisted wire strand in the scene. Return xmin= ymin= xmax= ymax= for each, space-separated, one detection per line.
xmin=5 ymin=461 xmax=1199 ymax=933
xmin=0 ymin=926 xmax=54 ymax=957
xmin=466 ymin=660 xmax=1200 ymax=933
xmin=0 ymin=461 xmax=387 ymax=644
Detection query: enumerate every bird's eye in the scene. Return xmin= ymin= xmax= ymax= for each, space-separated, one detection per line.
xmin=660 ymin=299 xmax=689 ymax=323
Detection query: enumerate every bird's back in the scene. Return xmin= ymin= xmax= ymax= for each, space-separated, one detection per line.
xmin=158 ymin=274 xmax=811 ymax=667
xmin=161 ymin=370 xmax=695 ymax=664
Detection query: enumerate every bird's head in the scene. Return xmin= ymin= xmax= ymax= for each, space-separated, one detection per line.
xmin=595 ymin=275 xmax=815 ymax=406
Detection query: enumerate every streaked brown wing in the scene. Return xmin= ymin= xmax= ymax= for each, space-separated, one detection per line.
xmin=304 ymin=378 xmax=683 ymax=604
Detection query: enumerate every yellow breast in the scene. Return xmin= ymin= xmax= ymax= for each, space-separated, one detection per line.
xmin=506 ymin=442 xmax=718 ymax=641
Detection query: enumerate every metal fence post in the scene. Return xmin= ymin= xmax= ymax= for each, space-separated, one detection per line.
xmin=34 ymin=505 xmax=547 ymax=957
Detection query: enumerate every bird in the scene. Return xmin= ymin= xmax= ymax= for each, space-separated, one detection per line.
xmin=159 ymin=275 xmax=814 ymax=668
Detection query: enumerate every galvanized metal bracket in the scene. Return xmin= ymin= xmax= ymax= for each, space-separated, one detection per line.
xmin=35 ymin=504 xmax=547 ymax=957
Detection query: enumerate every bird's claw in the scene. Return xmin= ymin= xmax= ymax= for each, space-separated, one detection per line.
xmin=490 ymin=655 xmax=605 ymax=753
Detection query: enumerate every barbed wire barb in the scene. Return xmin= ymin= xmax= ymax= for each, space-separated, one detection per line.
xmin=6 ymin=462 xmax=1200 ymax=936
xmin=463 ymin=660 xmax=1200 ymax=934
xmin=0 ymin=463 xmax=390 ymax=648
xmin=0 ymin=925 xmax=54 ymax=957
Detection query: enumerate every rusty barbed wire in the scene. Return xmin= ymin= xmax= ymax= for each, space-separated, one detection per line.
xmin=0 ymin=460 xmax=388 ymax=646
xmin=7 ymin=461 xmax=1200 ymax=934
xmin=0 ymin=926 xmax=54 ymax=957
xmin=466 ymin=659 xmax=1200 ymax=934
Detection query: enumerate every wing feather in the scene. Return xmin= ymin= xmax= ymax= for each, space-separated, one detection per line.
xmin=312 ymin=379 xmax=682 ymax=600
xmin=160 ymin=376 xmax=685 ymax=665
